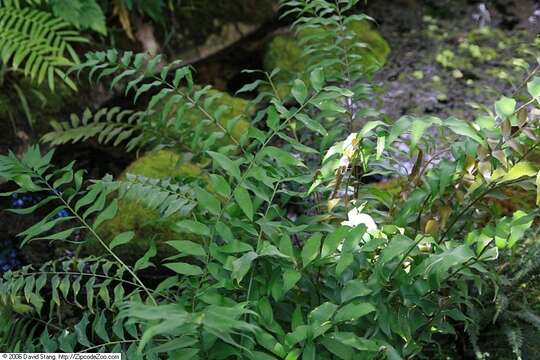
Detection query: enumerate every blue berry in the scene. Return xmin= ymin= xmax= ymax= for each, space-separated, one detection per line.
xmin=13 ymin=199 xmax=24 ymax=208
xmin=53 ymin=209 xmax=70 ymax=219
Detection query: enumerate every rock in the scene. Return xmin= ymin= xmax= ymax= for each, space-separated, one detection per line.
xmin=168 ymin=0 xmax=278 ymax=65
xmin=263 ymin=20 xmax=390 ymax=94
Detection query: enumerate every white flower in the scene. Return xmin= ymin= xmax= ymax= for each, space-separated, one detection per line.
xmin=341 ymin=207 xmax=377 ymax=232
xmin=338 ymin=133 xmax=359 ymax=168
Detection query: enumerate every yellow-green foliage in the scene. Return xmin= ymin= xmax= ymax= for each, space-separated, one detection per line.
xmin=184 ymin=89 xmax=252 ymax=142
xmin=263 ymin=20 xmax=390 ymax=91
xmin=85 ymin=150 xmax=201 ymax=264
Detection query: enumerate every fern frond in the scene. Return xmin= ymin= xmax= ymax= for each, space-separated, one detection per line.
xmin=0 ymin=0 xmax=87 ymax=90
xmin=503 ymin=324 xmax=523 ymax=360
xmin=121 ymin=301 xmax=258 ymax=355
xmin=70 ymin=50 xmax=249 ymax=153
xmin=41 ymin=106 xmax=198 ymax=153
xmin=99 ymin=174 xmax=197 ymax=218
xmin=494 ymin=292 xmax=510 ymax=323
xmin=0 ymin=145 xmax=156 ymax=305
xmin=0 ymin=257 xmax=145 ymax=353
xmin=41 ymin=107 xmax=149 ymax=151
xmin=515 ymin=308 xmax=540 ymax=332
xmin=510 ymin=243 xmax=540 ymax=286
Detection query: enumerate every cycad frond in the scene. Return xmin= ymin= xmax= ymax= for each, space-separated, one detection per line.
xmin=100 ymin=173 xmax=197 ymax=218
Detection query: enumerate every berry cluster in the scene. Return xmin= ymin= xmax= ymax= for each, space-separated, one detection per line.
xmin=54 ymin=209 xmax=71 ymax=219
xmin=10 ymin=193 xmax=40 ymax=208
xmin=11 ymin=191 xmax=70 ymax=218
xmin=0 ymin=241 xmax=20 ymax=272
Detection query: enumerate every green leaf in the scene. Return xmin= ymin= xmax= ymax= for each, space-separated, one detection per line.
xmin=495 ymin=96 xmax=516 ymax=118
xmin=327 ymin=332 xmax=379 ymax=352
xmin=147 ymin=337 xmax=198 ymax=354
xmin=207 ymin=151 xmax=241 ymax=180
xmin=376 ymin=136 xmax=385 ymax=159
xmin=279 ymin=235 xmax=295 ymax=258
xmin=172 ymin=220 xmax=211 ymax=237
xmin=321 ymin=227 xmax=349 ymax=258
xmin=380 ymin=235 xmax=413 ymax=263
xmin=309 ymin=68 xmax=325 ymax=92
xmin=336 ymin=252 xmax=354 ymax=276
xmin=93 ymin=199 xmax=118 ymax=229
xmin=283 ymin=269 xmax=302 ymax=294
xmin=302 ymin=342 xmax=315 ymax=360
xmin=134 ymin=241 xmax=157 ymax=272
xmin=234 ymin=186 xmax=254 ymax=221
xmin=292 ymin=306 xmax=304 ymax=330
xmin=209 ymin=174 xmax=231 ymax=197
xmin=341 ymin=280 xmax=372 ymax=303
xmin=359 ymin=120 xmax=386 ymax=137
xmin=295 ymin=113 xmax=328 ymax=136
xmin=527 ymin=76 xmax=540 ymax=98
xmin=73 ymin=314 xmax=91 ymax=347
xmin=536 ymin=170 xmax=540 ymax=205
xmin=264 ymin=146 xmax=304 ymax=167
xmin=166 ymin=240 xmax=206 ymax=257
xmin=292 ymin=79 xmax=308 ymax=104
xmin=444 ymin=117 xmax=485 ymax=145
xmin=309 ymin=302 xmax=338 ymax=324
xmin=164 ymin=262 xmax=203 ymax=276
xmin=232 ymin=251 xmax=258 ymax=283
xmin=498 ymin=162 xmax=536 ymax=183
xmin=195 ymin=187 xmax=221 ymax=215
xmin=334 ymin=303 xmax=376 ymax=322
xmin=301 ymin=233 xmax=322 ymax=268
xmin=267 ymin=106 xmax=281 ymax=131
xmin=410 ymin=118 xmax=432 ymax=149
xmin=109 ymin=231 xmax=134 ymax=250
xmin=320 ymin=336 xmax=354 ymax=360
xmin=79 ymin=0 xmax=107 ymax=34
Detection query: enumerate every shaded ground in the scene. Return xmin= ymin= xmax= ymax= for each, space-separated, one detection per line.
xmin=364 ymin=0 xmax=539 ymax=121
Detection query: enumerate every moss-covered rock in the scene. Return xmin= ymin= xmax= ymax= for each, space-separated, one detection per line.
xmin=84 ymin=150 xmax=202 ymax=264
xmin=120 ymin=150 xmax=201 ymax=180
xmin=263 ymin=20 xmax=390 ymax=93
xmin=183 ymin=89 xmax=252 ymax=143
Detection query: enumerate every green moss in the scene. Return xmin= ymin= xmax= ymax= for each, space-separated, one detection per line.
xmin=84 ymin=150 xmax=202 ymax=264
xmin=263 ymin=20 xmax=390 ymax=93
xmin=263 ymin=36 xmax=305 ymax=93
xmin=120 ymin=150 xmax=201 ymax=180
